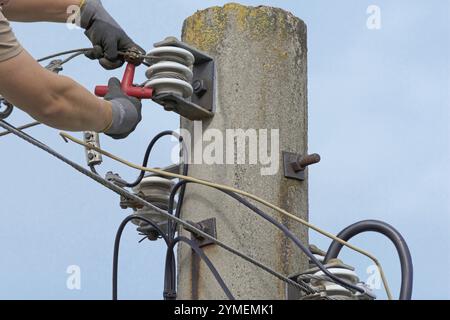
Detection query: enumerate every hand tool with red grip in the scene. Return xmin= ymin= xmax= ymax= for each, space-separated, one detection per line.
xmin=94 ymin=63 xmax=153 ymax=100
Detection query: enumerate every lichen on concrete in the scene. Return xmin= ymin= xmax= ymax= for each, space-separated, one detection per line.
xmin=182 ymin=2 xmax=306 ymax=53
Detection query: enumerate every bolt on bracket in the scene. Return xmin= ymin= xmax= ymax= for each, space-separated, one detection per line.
xmin=283 ymin=152 xmax=321 ymax=181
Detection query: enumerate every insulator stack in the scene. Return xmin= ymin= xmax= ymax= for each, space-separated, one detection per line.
xmin=145 ymin=46 xmax=195 ymax=98
xmin=132 ymin=176 xmax=176 ymax=240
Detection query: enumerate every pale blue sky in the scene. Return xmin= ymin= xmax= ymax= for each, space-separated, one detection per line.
xmin=0 ymin=0 xmax=448 ymax=300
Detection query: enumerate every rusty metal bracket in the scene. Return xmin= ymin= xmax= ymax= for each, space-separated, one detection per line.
xmin=187 ymin=218 xmax=217 ymax=248
xmin=283 ymin=152 xmax=321 ymax=181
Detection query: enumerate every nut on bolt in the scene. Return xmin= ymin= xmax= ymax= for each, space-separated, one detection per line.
xmin=193 ymin=79 xmax=207 ymax=96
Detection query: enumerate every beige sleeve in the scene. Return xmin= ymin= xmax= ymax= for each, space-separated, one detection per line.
xmin=0 ymin=9 xmax=23 ymax=62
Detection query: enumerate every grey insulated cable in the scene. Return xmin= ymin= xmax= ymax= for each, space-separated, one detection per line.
xmin=0 ymin=120 xmax=306 ymax=294
xmin=0 ymin=121 xmax=40 ymax=138
xmin=324 ymin=220 xmax=413 ymax=300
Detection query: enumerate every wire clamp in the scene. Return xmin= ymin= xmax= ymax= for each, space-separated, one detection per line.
xmin=106 ymin=172 xmax=129 ymax=188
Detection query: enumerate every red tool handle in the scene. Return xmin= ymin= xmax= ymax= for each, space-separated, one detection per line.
xmin=95 ymin=63 xmax=153 ymax=99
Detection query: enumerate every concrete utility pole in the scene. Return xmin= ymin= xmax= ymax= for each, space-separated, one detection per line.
xmin=178 ymin=3 xmax=309 ymax=300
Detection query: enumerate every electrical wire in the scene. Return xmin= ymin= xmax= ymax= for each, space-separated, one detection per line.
xmin=163 ymin=242 xmax=178 ymax=300
xmin=324 ymin=220 xmax=413 ymax=300
xmin=59 ymin=131 xmax=393 ymax=300
xmin=120 ymin=130 xmax=189 ymax=247
xmin=113 ymin=215 xmax=169 ymax=300
xmin=0 ymin=120 xmax=306 ymax=295
xmin=127 ymin=131 xmax=231 ymax=299
xmin=59 ymin=51 xmax=86 ymax=65
xmin=0 ymin=121 xmax=40 ymax=138
xmin=121 ymin=130 xmax=190 ymax=298
xmin=36 ymin=48 xmax=93 ymax=63
xmin=166 ymin=236 xmax=235 ymax=300
xmin=125 ymin=131 xmax=188 ymax=188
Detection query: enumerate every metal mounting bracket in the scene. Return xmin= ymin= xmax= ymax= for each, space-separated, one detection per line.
xmin=153 ymin=37 xmax=215 ymax=121
xmin=283 ymin=152 xmax=306 ymax=181
xmin=187 ymin=218 xmax=217 ymax=248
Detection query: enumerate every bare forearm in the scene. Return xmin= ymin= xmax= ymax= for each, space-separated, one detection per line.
xmin=33 ymin=74 xmax=112 ymax=132
xmin=0 ymin=50 xmax=112 ymax=132
xmin=3 ymin=0 xmax=81 ymax=23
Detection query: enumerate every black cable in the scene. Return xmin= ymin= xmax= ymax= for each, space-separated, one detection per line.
xmin=163 ymin=247 xmax=177 ymax=300
xmin=168 ymin=181 xmax=370 ymax=296
xmin=122 ymin=130 xmax=189 ymax=298
xmin=165 ymin=236 xmax=235 ymax=300
xmin=125 ymin=130 xmax=188 ymax=188
xmin=36 ymin=48 xmax=93 ymax=63
xmin=131 ymin=131 xmax=191 ymax=299
xmin=113 ymin=214 xmax=169 ymax=300
xmin=324 ymin=220 xmax=413 ymax=300
xmin=60 ymin=51 xmax=86 ymax=65
xmin=115 ymin=219 xmax=232 ymax=300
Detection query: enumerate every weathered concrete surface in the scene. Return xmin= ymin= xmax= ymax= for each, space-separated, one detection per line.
xmin=178 ymin=3 xmax=309 ymax=300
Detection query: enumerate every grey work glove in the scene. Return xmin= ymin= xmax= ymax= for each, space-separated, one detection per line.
xmin=80 ymin=0 xmax=144 ymax=69
xmin=104 ymin=78 xmax=142 ymax=140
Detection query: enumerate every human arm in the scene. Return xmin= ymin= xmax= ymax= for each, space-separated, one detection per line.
xmin=1 ymin=0 xmax=80 ymax=22
xmin=0 ymin=1 xmax=143 ymax=138
xmin=0 ymin=49 xmax=112 ymax=132
xmin=0 ymin=49 xmax=142 ymax=137
xmin=2 ymin=0 xmax=144 ymax=69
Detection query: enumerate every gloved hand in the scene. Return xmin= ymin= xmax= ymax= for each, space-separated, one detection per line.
xmin=80 ymin=0 xmax=144 ymax=69
xmin=103 ymin=78 xmax=142 ymax=139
